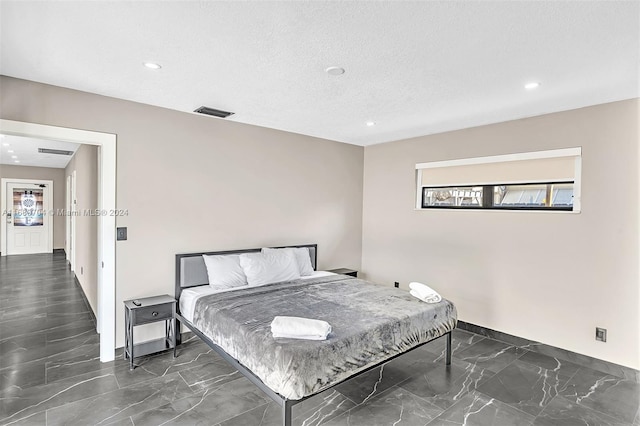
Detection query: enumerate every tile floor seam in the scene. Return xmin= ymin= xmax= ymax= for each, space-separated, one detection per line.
xmin=530 ymin=393 xmax=567 ymax=425
xmin=526 ymin=344 xmax=637 ymax=382
xmin=47 ymin=373 xmax=190 ymax=426
xmin=389 ymin=383 xmax=448 ymax=414
xmin=334 ymin=389 xmax=359 ymax=407
xmin=112 ymin=369 xmax=122 ymax=390
xmin=566 ymin=377 xmax=638 ymax=424
xmin=219 ymin=400 xmax=274 ymax=425
xmin=468 ymin=388 xmax=538 ymax=422
xmin=176 ymin=370 xmax=193 ymax=391
xmin=540 ymin=393 xmax=629 ymax=425
xmin=561 ymin=364 xmax=585 ymax=392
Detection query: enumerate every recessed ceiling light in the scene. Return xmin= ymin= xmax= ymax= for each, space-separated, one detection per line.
xmin=366 ymin=121 xmax=376 ymax=127
xmin=143 ymin=62 xmax=162 ymax=70
xmin=7 ymin=150 xmax=14 ymax=153
xmin=524 ymin=82 xmax=541 ymax=90
xmin=325 ymin=66 xmax=345 ymax=76
xmin=2 ymin=143 xmax=9 ymax=146
xmin=11 ymin=155 xmax=18 ymax=159
xmin=14 ymin=160 xmax=20 ymax=163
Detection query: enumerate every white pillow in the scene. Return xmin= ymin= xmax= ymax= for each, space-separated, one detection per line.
xmin=262 ymin=247 xmax=314 ymax=276
xmin=202 ymin=254 xmax=247 ymax=289
xmin=239 ymin=250 xmax=300 ymax=286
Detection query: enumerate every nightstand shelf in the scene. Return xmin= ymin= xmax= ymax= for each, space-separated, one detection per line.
xmin=328 ymin=268 xmax=358 ymax=277
xmin=124 ymin=295 xmax=177 ymax=370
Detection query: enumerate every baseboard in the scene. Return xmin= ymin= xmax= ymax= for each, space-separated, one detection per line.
xmin=456 ymin=320 xmax=639 ymax=382
xmin=0 ymin=249 xmax=65 ymax=256
xmin=73 ymin=274 xmax=98 ymax=325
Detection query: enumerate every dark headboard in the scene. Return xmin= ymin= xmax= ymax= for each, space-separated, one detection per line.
xmin=174 ymin=244 xmax=317 ymax=306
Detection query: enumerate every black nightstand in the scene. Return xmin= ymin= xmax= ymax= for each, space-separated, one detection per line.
xmin=124 ymin=295 xmax=176 ymax=370
xmin=328 ymin=268 xmax=358 ymax=278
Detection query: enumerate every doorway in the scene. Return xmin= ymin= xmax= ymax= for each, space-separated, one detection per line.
xmin=0 ymin=119 xmax=116 ymax=362
xmin=1 ymin=178 xmax=54 ymax=255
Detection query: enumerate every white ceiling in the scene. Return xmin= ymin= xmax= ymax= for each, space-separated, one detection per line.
xmin=1 ymin=1 xmax=638 ymax=146
xmin=0 ymin=135 xmax=80 ymax=168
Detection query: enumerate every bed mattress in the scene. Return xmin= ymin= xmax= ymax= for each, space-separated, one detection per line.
xmin=188 ymin=274 xmax=457 ymax=400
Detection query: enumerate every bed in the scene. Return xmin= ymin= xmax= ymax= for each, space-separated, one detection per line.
xmin=175 ymin=244 xmax=457 ymax=426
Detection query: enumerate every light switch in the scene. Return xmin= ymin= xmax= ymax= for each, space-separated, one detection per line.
xmin=117 ymin=227 xmax=127 ymax=241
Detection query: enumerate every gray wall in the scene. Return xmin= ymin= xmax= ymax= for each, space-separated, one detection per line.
xmin=0 ymin=164 xmax=66 ymax=251
xmin=0 ymin=76 xmax=364 ymax=347
xmin=361 ymin=99 xmax=639 ymax=369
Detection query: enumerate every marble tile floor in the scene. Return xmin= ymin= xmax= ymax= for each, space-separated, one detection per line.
xmin=1 ymin=252 xmax=639 ymax=425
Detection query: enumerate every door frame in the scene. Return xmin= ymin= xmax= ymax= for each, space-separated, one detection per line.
xmin=70 ymin=170 xmax=77 ymax=272
xmin=0 ymin=119 xmax=117 ymax=363
xmin=1 ymin=178 xmax=54 ymax=255
xmin=65 ymin=175 xmax=71 ymax=262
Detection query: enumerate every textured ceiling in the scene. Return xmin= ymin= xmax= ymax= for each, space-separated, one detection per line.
xmin=1 ymin=1 xmax=638 ymax=146
xmin=0 ymin=135 xmax=80 ymax=168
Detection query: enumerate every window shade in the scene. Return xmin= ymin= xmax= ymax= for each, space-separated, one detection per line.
xmin=420 ymin=156 xmax=575 ymax=187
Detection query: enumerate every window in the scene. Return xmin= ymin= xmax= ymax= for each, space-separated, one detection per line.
xmin=422 ymin=181 xmax=574 ymax=210
xmin=416 ymin=148 xmax=581 ymax=212
xmin=422 ymin=186 xmax=483 ymax=207
xmin=494 ymin=182 xmax=574 ymax=209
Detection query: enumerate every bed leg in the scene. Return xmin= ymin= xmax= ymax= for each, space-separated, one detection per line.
xmin=175 ymin=318 xmax=182 ymax=346
xmin=446 ymin=332 xmax=452 ymax=366
xmin=282 ymin=400 xmax=292 ymax=426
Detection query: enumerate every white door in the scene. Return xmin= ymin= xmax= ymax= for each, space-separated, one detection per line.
xmin=4 ymin=181 xmax=52 ymax=255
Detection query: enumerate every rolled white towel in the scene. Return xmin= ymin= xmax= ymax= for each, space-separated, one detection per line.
xmin=271 ymin=316 xmax=332 ymax=340
xmin=409 ymin=282 xmax=442 ymax=303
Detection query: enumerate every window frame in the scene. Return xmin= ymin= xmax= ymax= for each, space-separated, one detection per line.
xmin=421 ymin=180 xmax=575 ymax=211
xmin=415 ymin=148 xmax=582 ymax=213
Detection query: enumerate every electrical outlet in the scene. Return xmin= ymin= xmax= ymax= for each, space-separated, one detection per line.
xmin=394 ymin=282 xmax=399 ymax=288
xmin=595 ymin=327 xmax=607 ymax=342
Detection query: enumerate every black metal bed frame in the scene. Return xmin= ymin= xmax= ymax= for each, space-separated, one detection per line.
xmin=174 ymin=244 xmax=452 ymax=426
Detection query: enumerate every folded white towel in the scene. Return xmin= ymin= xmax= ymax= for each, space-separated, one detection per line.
xmin=271 ymin=316 xmax=332 ymax=340
xmin=271 ymin=332 xmax=328 ymax=341
xmin=409 ymin=282 xmax=442 ymax=303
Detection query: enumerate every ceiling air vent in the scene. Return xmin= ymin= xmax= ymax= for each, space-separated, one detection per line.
xmin=38 ymin=148 xmax=74 ymax=156
xmin=194 ymin=106 xmax=234 ymax=118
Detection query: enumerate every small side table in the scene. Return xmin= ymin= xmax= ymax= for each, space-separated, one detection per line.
xmin=124 ymin=295 xmax=177 ymax=370
xmin=328 ymin=268 xmax=358 ymax=278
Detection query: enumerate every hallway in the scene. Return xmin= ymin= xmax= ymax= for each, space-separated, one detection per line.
xmin=0 ymin=252 xmax=224 ymax=425
xmin=0 ymin=251 xmax=99 ymax=423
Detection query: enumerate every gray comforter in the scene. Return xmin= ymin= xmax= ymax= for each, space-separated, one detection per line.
xmin=191 ymin=275 xmax=457 ymax=400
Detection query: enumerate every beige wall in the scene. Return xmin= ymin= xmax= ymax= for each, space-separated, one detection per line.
xmin=3 ymin=75 xmax=635 ymax=369
xmin=0 ymin=76 xmax=364 ymax=347
xmin=362 ymin=99 xmax=639 ymax=369
xmin=65 ymin=144 xmax=99 ymax=315
xmin=0 ymin=164 xmax=66 ymax=251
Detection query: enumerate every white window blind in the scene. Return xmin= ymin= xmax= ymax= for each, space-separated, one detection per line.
xmin=420 ymin=156 xmax=575 ymax=186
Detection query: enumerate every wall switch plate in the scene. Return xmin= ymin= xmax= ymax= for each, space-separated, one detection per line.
xmin=116 ymin=227 xmax=127 ymax=241
xmin=595 ymin=327 xmax=607 ymax=342
xmin=394 ymin=282 xmax=399 ymax=288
